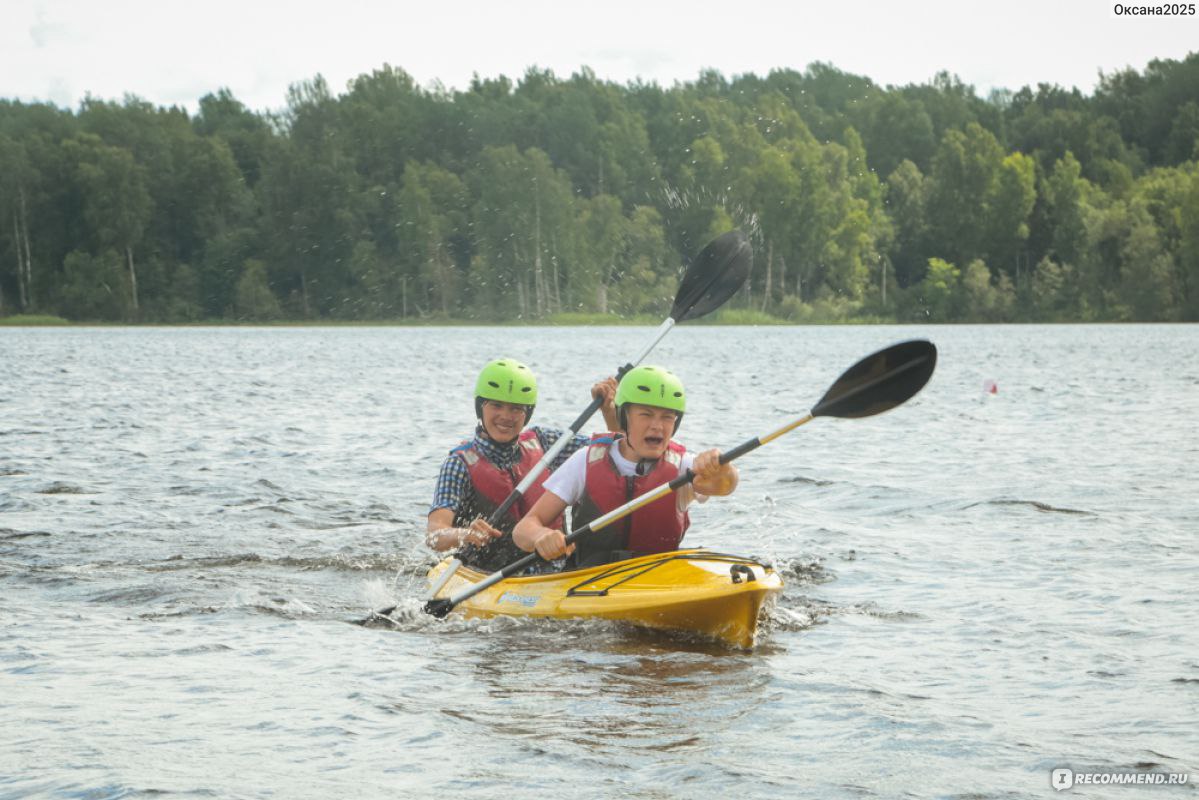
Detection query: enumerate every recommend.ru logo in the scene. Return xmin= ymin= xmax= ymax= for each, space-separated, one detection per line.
xmin=1051 ymin=767 xmax=1190 ymax=790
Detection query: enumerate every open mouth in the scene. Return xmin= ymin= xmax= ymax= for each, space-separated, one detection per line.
xmin=643 ymin=435 xmax=665 ymax=448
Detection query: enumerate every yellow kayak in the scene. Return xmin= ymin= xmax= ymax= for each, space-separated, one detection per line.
xmin=426 ymin=549 xmax=783 ymax=648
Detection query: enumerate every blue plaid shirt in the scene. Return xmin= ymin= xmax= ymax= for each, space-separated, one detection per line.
xmin=429 ymin=426 xmax=589 ymax=518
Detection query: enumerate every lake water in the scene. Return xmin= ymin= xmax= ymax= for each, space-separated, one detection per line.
xmin=2 ymin=324 xmax=1196 ymax=799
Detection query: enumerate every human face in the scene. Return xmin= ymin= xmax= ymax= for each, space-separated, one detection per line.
xmin=621 ymin=403 xmax=678 ymax=460
xmin=480 ymin=399 xmax=528 ymax=443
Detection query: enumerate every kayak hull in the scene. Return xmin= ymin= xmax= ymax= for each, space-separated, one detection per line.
xmin=426 ymin=549 xmax=783 ymax=649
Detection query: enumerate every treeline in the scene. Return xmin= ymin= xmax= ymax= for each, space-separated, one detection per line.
xmin=2 ymin=56 xmax=1199 ymax=323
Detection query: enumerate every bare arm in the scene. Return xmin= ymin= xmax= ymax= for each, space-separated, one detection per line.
xmin=513 ymin=492 xmax=574 ymax=560
xmin=425 ymin=507 xmax=504 ymax=552
xmin=592 ymin=377 xmax=619 ymax=432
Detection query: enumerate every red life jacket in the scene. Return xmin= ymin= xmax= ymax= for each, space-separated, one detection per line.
xmin=570 ymin=432 xmax=690 ymax=567
xmin=452 ymin=428 xmax=564 ymax=533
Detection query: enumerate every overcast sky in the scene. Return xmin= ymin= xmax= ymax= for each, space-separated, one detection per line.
xmin=3 ymin=0 xmax=1195 ymax=114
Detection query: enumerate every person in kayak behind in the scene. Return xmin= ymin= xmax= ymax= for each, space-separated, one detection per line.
xmin=512 ymin=365 xmax=738 ymax=570
xmin=426 ymin=357 xmax=619 ymax=573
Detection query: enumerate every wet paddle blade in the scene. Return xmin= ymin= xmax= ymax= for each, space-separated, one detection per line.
xmin=361 ymin=605 xmax=396 ymax=622
xmin=671 ymin=230 xmax=752 ymax=322
xmin=811 ymin=340 xmax=937 ymax=419
xmin=424 ymin=598 xmax=453 ymax=619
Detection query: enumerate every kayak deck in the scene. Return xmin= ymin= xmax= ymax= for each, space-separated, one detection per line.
xmin=427 ymin=549 xmax=783 ymax=649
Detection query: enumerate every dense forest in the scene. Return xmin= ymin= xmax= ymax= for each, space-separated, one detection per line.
xmin=2 ymin=55 xmax=1198 ymax=324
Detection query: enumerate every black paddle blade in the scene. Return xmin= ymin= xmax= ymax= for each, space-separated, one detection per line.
xmin=423 ymin=598 xmax=453 ymax=619
xmin=353 ymin=608 xmax=398 ymax=627
xmin=811 ymin=340 xmax=937 ymax=419
xmin=671 ymin=230 xmax=752 ymax=322
xmin=352 ymin=605 xmax=398 ymax=626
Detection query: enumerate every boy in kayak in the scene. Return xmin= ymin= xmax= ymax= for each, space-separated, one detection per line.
xmin=426 ymin=358 xmax=619 ymax=572
xmin=512 ymin=365 xmax=738 ymax=569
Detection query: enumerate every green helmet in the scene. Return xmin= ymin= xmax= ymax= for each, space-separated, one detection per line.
xmin=616 ymin=365 xmax=685 ymax=433
xmin=474 ymin=358 xmax=537 ymax=423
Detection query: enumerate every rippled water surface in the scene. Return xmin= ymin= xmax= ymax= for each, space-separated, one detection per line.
xmin=2 ymin=324 xmax=1197 ymax=799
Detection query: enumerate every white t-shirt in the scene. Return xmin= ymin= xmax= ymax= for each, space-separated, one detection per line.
xmin=543 ymin=440 xmax=706 ymax=513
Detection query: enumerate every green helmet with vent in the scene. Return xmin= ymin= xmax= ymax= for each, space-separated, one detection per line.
xmin=474 ymin=358 xmax=537 ymax=423
xmin=615 ymin=365 xmax=685 ymax=433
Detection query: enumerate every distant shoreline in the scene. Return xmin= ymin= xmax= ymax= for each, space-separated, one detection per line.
xmin=0 ymin=311 xmax=862 ymax=327
xmin=2 ymin=313 xmax=1189 ymax=328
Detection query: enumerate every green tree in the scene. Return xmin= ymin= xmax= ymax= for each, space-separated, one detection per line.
xmin=985 ymin=152 xmax=1037 ymax=281
xmin=1119 ymin=200 xmax=1176 ymax=320
xmin=57 ymin=249 xmax=131 ymax=320
xmin=857 ymin=92 xmax=937 ymax=176
xmin=1029 ymin=256 xmax=1075 ymax=319
xmin=3 ymin=56 xmax=1196 ymax=325
xmin=194 ymin=88 xmax=273 ymax=187
xmin=926 ymin=123 xmax=1005 ymax=265
xmin=63 ymin=134 xmax=151 ymax=317
xmin=469 ymin=145 xmax=575 ymax=318
xmin=959 ymin=258 xmax=1014 ymax=321
xmin=1165 ymin=101 xmax=1199 ymax=163
xmin=1072 ymin=189 xmax=1175 ymax=319
xmin=836 ymin=128 xmax=892 ymax=301
xmin=396 ymin=161 xmax=469 ymax=316
xmin=532 ymin=68 xmax=658 ymax=204
xmin=231 ymin=259 xmax=281 ymax=320
xmin=1095 ymin=54 xmax=1199 ymax=166
xmin=259 ymin=77 xmax=358 ymax=317
xmin=912 ymin=257 xmax=960 ymax=321
xmin=1043 ymin=152 xmax=1089 ymax=267
xmin=1179 ymin=171 xmax=1199 ymax=319
xmin=574 ymin=193 xmax=627 ymax=314
xmin=884 ymin=160 xmax=929 ymax=288
xmin=339 ymin=65 xmax=438 ymax=187
xmin=0 ymin=135 xmax=37 ymax=310
xmin=784 ymin=139 xmax=841 ymax=301
xmin=735 ymin=142 xmax=801 ymax=309
xmin=610 ymin=205 xmax=675 ymax=316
